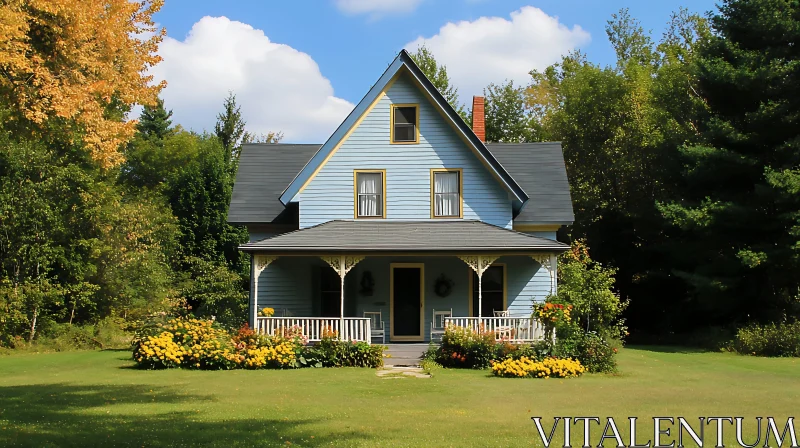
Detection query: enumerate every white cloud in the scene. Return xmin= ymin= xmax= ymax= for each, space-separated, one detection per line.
xmin=150 ymin=16 xmax=353 ymax=142
xmin=405 ymin=6 xmax=590 ymax=103
xmin=334 ymin=0 xmax=424 ymax=18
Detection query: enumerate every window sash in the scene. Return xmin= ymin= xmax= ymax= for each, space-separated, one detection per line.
xmin=393 ymin=106 xmax=417 ymax=142
xmin=356 ymin=172 xmax=383 ymax=217
xmin=433 ymin=171 xmax=460 ymax=217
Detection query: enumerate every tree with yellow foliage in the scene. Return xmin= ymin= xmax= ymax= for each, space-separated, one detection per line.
xmin=0 ymin=0 xmax=165 ymax=168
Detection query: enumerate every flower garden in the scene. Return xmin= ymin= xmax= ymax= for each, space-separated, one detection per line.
xmin=422 ymin=298 xmax=619 ymax=378
xmin=132 ymin=317 xmax=385 ymax=369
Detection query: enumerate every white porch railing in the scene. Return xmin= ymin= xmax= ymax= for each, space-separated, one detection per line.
xmin=444 ymin=317 xmax=547 ymax=343
xmin=255 ymin=317 xmax=372 ymax=344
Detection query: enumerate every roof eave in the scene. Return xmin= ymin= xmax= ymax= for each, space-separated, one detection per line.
xmin=278 ymin=56 xmax=406 ymax=205
xmin=397 ymin=50 xmax=528 ymax=203
xmin=278 ymin=50 xmax=529 ymax=205
xmin=238 ymin=247 xmax=568 ymax=253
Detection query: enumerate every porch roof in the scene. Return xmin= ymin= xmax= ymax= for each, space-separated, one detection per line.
xmin=239 ymin=220 xmax=568 ymax=253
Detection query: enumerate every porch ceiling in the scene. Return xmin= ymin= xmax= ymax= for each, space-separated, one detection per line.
xmin=238 ymin=220 xmax=568 ymax=254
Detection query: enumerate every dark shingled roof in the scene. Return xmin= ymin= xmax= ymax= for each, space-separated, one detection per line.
xmin=228 ymin=144 xmax=319 ymax=224
xmin=228 ymin=142 xmax=574 ymax=225
xmin=239 ymin=220 xmax=568 ymax=253
xmin=486 ymin=143 xmax=574 ymax=224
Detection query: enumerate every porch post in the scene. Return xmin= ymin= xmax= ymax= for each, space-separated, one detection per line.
xmin=320 ymin=255 xmax=364 ymax=340
xmin=532 ymin=254 xmax=556 ymax=295
xmin=458 ymin=255 xmax=499 ymax=318
xmin=252 ymin=255 xmax=278 ymax=332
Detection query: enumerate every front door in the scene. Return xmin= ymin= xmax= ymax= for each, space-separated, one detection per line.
xmin=390 ymin=263 xmax=424 ymax=341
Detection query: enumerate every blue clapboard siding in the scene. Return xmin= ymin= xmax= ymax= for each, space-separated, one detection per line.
xmin=296 ymin=73 xmax=512 ymax=229
xmin=501 ymin=256 xmax=553 ymax=316
xmin=528 ymin=231 xmax=557 ymax=241
xmin=253 ymin=257 xmax=314 ymax=321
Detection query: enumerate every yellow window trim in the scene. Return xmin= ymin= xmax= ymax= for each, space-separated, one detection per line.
xmin=353 ymin=169 xmax=387 ymax=219
xmin=467 ymin=262 xmax=507 ymax=317
xmin=292 ymin=67 xmax=519 ymax=201
xmin=389 ymin=262 xmax=425 ymax=342
xmin=430 ymin=168 xmax=464 ymax=219
xmin=390 ymin=103 xmax=420 ymax=144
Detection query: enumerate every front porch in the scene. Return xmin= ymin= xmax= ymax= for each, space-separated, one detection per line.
xmin=254 ymin=315 xmax=550 ymax=344
xmin=240 ymin=220 xmax=567 ymax=345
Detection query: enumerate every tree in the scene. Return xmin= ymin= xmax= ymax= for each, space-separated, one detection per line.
xmin=659 ymin=0 xmax=800 ymax=326
xmin=215 ymin=92 xmax=247 ymax=165
xmin=527 ymin=9 xmax=711 ymax=337
xmin=120 ymin=129 xmax=201 ymax=190
xmin=167 ymin=135 xmax=249 ymax=274
xmin=409 ymin=45 xmax=468 ymax=122
xmin=137 ymin=99 xmax=175 ymax=144
xmin=484 ymin=80 xmax=538 ymax=143
xmin=0 ymin=0 xmax=165 ymax=168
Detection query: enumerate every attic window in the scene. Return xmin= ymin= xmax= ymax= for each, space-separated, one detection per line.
xmin=391 ymin=104 xmax=418 ymax=144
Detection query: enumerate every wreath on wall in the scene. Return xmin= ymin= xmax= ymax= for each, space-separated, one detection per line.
xmin=434 ymin=273 xmax=454 ymax=298
xmin=360 ymin=271 xmax=375 ymax=296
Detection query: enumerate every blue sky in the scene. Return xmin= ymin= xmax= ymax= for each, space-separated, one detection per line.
xmin=148 ymin=0 xmax=718 ymax=142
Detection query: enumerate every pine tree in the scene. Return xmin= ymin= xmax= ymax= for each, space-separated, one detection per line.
xmin=214 ymin=92 xmax=247 ymax=165
xmin=136 ymin=98 xmax=174 ymax=144
xmin=660 ymin=0 xmax=800 ymax=324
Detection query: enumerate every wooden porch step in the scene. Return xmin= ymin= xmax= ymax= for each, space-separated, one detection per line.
xmin=383 ymin=343 xmax=431 ymax=367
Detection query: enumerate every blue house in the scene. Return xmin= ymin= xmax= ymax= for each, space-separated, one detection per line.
xmin=228 ymin=50 xmax=573 ymax=344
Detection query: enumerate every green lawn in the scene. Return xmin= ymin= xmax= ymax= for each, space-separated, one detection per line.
xmin=0 ymin=347 xmax=798 ymax=447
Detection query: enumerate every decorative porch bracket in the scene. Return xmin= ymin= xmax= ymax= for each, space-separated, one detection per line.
xmin=531 ymin=253 xmax=557 ymax=295
xmin=252 ymin=255 xmax=278 ymax=329
xmin=458 ymin=255 xmax=499 ymax=318
xmin=320 ymin=255 xmax=364 ymax=339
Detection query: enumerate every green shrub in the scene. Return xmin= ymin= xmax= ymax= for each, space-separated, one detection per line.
xmin=553 ymin=330 xmax=617 ymax=373
xmin=301 ymin=337 xmax=385 ymax=368
xmin=2 ymin=317 xmax=133 ymax=353
xmin=552 ymin=240 xmax=628 ymax=341
xmin=732 ymin=321 xmax=800 ymax=357
xmin=432 ymin=325 xmax=498 ymax=368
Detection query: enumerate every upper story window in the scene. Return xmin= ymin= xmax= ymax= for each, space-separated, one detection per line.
xmin=355 ymin=170 xmax=385 ymax=218
xmin=391 ymin=104 xmax=419 ymax=144
xmin=431 ymin=169 xmax=462 ymax=218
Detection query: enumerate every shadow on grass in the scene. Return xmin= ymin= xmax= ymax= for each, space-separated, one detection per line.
xmin=0 ymin=383 xmax=371 ymax=447
xmin=625 ymin=345 xmax=715 ymax=354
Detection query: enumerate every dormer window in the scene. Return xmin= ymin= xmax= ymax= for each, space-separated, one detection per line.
xmin=354 ymin=170 xmax=385 ymax=218
xmin=431 ymin=169 xmax=462 ymax=218
xmin=391 ymin=104 xmax=419 ymax=144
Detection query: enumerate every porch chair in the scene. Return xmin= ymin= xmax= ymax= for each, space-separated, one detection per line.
xmin=363 ymin=311 xmax=385 ymax=344
xmin=430 ymin=308 xmax=452 ymax=343
xmin=493 ymin=309 xmax=513 ymax=341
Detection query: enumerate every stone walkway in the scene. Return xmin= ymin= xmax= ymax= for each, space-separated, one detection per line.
xmin=376 ymin=366 xmax=430 ymax=379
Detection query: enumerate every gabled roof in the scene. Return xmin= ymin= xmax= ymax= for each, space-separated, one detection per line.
xmin=487 ymin=143 xmax=575 ymax=224
xmin=239 ymin=220 xmax=568 ymax=253
xmin=227 ymin=142 xmax=575 ymax=225
xmin=228 ymin=144 xmax=318 ymax=224
xmin=278 ymin=49 xmax=528 ymax=205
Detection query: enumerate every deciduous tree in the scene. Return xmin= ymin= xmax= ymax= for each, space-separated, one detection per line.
xmin=0 ymin=0 xmax=166 ymax=168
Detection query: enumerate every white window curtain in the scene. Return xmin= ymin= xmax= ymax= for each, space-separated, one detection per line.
xmin=357 ymin=172 xmax=382 ymax=217
xmin=434 ymin=171 xmax=460 ymax=217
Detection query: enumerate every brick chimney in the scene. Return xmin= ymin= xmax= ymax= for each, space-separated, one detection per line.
xmin=472 ymin=96 xmax=485 ymax=142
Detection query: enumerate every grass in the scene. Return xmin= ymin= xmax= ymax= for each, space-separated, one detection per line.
xmin=0 ymin=347 xmax=798 ymax=447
